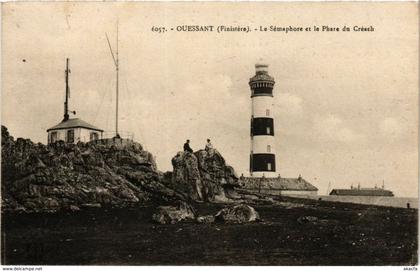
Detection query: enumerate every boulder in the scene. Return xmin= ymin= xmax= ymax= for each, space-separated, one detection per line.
xmin=68 ymin=205 xmax=81 ymax=212
xmin=152 ymin=201 xmax=196 ymax=224
xmin=297 ymin=216 xmax=318 ymax=224
xmin=215 ymin=204 xmax=260 ymax=223
xmin=196 ymin=215 xmax=215 ymax=223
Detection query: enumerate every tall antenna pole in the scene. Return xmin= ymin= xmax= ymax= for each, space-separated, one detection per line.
xmin=105 ymin=21 xmax=120 ymax=138
xmin=115 ymin=20 xmax=119 ymax=138
xmin=64 ymin=58 xmax=70 ymax=121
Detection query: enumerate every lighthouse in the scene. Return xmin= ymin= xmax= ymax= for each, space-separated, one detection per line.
xmin=240 ymin=63 xmax=318 ymax=195
xmin=249 ymin=63 xmax=277 ymax=177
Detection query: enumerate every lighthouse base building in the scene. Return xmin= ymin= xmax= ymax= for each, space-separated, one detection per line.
xmin=242 ymin=62 xmax=318 ymax=196
xmin=239 ymin=175 xmax=318 ymax=196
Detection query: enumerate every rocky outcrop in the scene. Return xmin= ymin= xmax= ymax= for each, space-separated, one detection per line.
xmin=1 ymin=125 xmax=185 ymax=213
xmin=170 ymin=152 xmax=203 ymax=201
xmin=195 ymin=149 xmax=239 ymax=201
xmin=170 ymin=149 xmax=239 ymax=202
xmin=215 ymin=204 xmax=260 ymax=223
xmin=1 ymin=125 xmax=242 ymax=212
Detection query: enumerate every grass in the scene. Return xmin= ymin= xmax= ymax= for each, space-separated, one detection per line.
xmin=1 ymin=197 xmax=417 ymax=265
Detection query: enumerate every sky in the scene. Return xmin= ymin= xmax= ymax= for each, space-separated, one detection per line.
xmin=2 ymin=2 xmax=418 ymax=197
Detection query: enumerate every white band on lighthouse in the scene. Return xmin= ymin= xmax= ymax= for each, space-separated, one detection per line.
xmin=252 ymin=96 xmax=274 ymax=118
xmin=252 ymin=135 xmax=275 ymax=154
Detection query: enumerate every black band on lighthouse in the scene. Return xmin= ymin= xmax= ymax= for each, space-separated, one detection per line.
xmin=251 ymin=117 xmax=274 ymax=136
xmin=251 ymin=87 xmax=273 ymax=97
xmin=252 ymin=153 xmax=276 ymax=172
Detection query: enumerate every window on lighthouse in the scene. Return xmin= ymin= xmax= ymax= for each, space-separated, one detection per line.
xmin=266 ymin=127 xmax=271 ymax=134
xmin=267 ymin=163 xmax=272 ymax=171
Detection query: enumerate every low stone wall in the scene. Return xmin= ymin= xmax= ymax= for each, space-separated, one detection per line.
xmin=92 ymin=138 xmax=142 ymax=151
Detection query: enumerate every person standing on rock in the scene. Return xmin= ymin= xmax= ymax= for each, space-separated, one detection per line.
xmin=184 ymin=139 xmax=193 ymax=153
xmin=205 ymin=138 xmax=214 ymax=155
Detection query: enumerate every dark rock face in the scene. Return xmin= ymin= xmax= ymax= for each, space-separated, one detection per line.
xmin=215 ymin=204 xmax=260 ymax=223
xmin=195 ymin=150 xmax=239 ymax=201
xmin=170 ymin=149 xmax=239 ymax=202
xmin=1 ymin=125 xmax=185 ymax=213
xmin=171 ymin=152 xmax=203 ymax=201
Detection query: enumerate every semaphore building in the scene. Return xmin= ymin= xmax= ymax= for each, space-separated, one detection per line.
xmin=47 ymin=59 xmax=103 ymax=144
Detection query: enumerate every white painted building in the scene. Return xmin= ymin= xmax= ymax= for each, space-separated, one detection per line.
xmin=47 ymin=118 xmax=103 ymax=144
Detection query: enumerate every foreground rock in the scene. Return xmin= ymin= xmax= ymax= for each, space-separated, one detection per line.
xmin=152 ymin=203 xmax=260 ymax=224
xmin=170 ymin=149 xmax=239 ymax=202
xmin=152 ymin=201 xmax=196 ymax=224
xmin=297 ymin=215 xmax=318 ymax=224
xmin=1 ymin=125 xmax=185 ymax=213
xmin=215 ymin=204 xmax=260 ymax=223
xmin=196 ymin=215 xmax=216 ymax=223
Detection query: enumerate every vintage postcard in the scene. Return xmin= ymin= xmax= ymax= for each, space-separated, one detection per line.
xmin=1 ymin=1 xmax=418 ymax=268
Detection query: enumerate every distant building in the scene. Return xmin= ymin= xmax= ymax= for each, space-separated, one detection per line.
xmin=47 ymin=58 xmax=103 ymax=144
xmin=330 ymin=187 xmax=394 ymax=197
xmin=240 ymin=175 xmax=318 ymax=196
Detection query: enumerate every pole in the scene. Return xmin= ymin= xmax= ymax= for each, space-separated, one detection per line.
xmin=64 ymin=58 xmax=70 ymax=121
xmin=116 ymin=20 xmax=119 ymax=137
xmin=105 ymin=21 xmax=120 ymax=138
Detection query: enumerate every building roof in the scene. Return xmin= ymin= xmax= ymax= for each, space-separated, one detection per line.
xmin=47 ymin=118 xmax=103 ymax=132
xmin=240 ymin=176 xmax=318 ymax=191
xmin=329 ymin=188 xmax=394 ymax=197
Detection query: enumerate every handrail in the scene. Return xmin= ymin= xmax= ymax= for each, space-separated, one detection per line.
xmin=101 ymin=131 xmax=134 ymax=140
